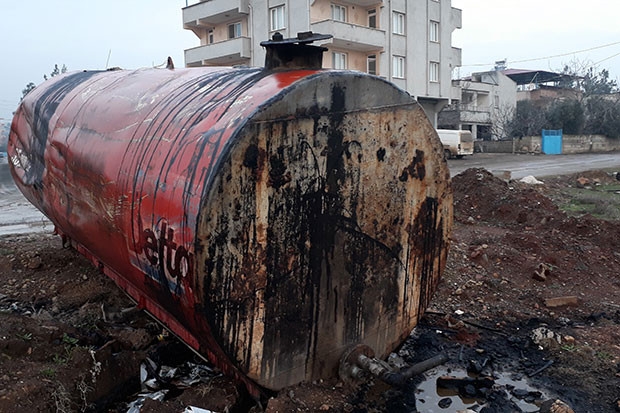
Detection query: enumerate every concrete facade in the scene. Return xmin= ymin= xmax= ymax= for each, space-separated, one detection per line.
xmin=182 ymin=0 xmax=462 ymax=125
xmin=438 ymin=70 xmax=517 ymax=140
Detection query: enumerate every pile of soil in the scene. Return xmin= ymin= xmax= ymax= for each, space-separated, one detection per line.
xmin=1 ymin=168 xmax=619 ymax=412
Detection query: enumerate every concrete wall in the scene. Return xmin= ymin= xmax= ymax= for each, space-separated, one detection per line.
xmin=476 ymin=135 xmax=620 ymax=154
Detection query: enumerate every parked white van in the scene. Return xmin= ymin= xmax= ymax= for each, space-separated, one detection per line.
xmin=436 ymin=129 xmax=474 ymax=160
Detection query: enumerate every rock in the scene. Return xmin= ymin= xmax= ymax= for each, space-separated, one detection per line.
xmin=387 ymin=353 xmax=406 ymax=369
xmin=438 ymin=398 xmax=452 ymax=408
xmin=26 ymin=255 xmax=42 ymax=270
xmin=539 ymin=399 xmax=575 ymax=413
xmin=533 ymin=263 xmax=551 ymax=282
xmin=576 ymin=177 xmax=590 ymax=187
xmin=563 ymin=335 xmax=575 ymax=344
xmin=512 ymin=388 xmax=530 ymax=399
xmin=544 ymin=296 xmax=579 ymax=308
xmin=532 ymin=271 xmax=547 ymax=282
xmin=492 ymin=170 xmax=511 ymax=181
xmin=437 ymin=375 xmax=494 ymax=398
xmin=464 ymin=384 xmax=476 ymax=396
xmin=531 ymin=327 xmax=562 ymax=348
xmin=319 ymin=404 xmax=330 ymax=411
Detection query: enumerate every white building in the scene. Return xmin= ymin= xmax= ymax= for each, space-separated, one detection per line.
xmin=438 ymin=70 xmax=517 ymax=140
xmin=182 ymin=0 xmax=462 ymax=125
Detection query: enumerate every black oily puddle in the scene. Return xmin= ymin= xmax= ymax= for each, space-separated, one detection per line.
xmin=414 ymin=366 xmax=546 ymax=412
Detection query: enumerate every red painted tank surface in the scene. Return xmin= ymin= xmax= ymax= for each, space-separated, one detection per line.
xmin=9 ymin=59 xmax=452 ymax=394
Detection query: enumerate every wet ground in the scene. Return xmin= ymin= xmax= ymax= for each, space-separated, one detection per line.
xmin=0 ymin=159 xmax=51 ymax=236
xmin=1 ymin=157 xmax=620 ymax=411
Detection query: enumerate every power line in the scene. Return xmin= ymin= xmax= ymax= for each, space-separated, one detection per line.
xmin=461 ymin=40 xmax=620 ymax=68
xmin=595 ymin=51 xmax=620 ymax=66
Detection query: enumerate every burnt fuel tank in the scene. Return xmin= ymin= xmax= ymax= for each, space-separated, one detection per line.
xmin=8 ymin=34 xmax=452 ymax=394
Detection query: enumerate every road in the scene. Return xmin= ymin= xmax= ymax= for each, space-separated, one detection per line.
xmin=448 ymin=152 xmax=620 ymax=179
xmin=2 ymin=152 xmax=620 ymax=236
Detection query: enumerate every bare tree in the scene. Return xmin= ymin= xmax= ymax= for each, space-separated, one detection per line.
xmin=491 ymin=104 xmax=515 ymax=140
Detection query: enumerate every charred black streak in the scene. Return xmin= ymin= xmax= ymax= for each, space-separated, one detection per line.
xmin=399 ymin=149 xmax=426 ymax=182
xmin=376 ymin=147 xmax=386 ymax=162
xmin=408 ymin=197 xmax=443 ymax=319
xmin=268 ymin=153 xmax=291 ymax=189
xmin=121 ymin=68 xmax=265 ymax=263
xmin=24 ymin=71 xmax=101 ymax=187
xmin=243 ymin=144 xmax=260 ymax=169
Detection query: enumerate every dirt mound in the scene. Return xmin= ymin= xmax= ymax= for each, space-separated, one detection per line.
xmin=452 ymin=168 xmax=560 ymax=228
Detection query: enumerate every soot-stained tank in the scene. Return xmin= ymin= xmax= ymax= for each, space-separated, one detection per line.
xmin=8 ymin=33 xmax=452 ymax=395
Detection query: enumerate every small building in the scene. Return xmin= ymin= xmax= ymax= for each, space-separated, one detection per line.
xmin=438 ymin=70 xmax=517 ymax=140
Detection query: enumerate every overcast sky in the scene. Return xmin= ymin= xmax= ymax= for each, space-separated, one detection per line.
xmin=451 ymin=0 xmax=620 ymax=79
xmin=1 ymin=0 xmax=620 ymax=120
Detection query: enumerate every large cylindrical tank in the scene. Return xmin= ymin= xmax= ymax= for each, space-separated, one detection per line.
xmin=9 ymin=42 xmax=452 ymax=394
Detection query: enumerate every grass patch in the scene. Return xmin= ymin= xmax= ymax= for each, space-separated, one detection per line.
xmin=40 ymin=367 xmax=56 ymax=378
xmin=558 ymin=186 xmax=620 ymax=220
xmin=17 ymin=332 xmax=33 ymax=341
xmin=0 ymin=247 xmax=12 ymax=256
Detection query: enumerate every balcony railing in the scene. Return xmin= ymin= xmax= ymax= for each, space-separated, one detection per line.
xmin=183 ymin=0 xmax=249 ymax=27
xmin=442 ymin=104 xmax=492 ymax=124
xmin=310 ymin=19 xmax=385 ymax=52
xmin=346 ymin=0 xmax=383 ymax=6
xmin=184 ymin=37 xmax=251 ymax=66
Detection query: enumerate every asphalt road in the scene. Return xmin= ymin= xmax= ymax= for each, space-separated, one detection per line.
xmin=2 ymin=152 xmax=620 ymax=236
xmin=448 ymin=152 xmax=620 ymax=179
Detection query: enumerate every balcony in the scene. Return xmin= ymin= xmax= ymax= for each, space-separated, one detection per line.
xmin=185 ymin=37 xmax=251 ymax=66
xmin=441 ymin=104 xmax=492 ymax=125
xmin=310 ymin=20 xmax=385 ymax=52
xmin=183 ymin=0 xmax=249 ymax=28
xmin=345 ymin=0 xmax=383 ymax=5
xmin=452 ymin=47 xmax=462 ymax=67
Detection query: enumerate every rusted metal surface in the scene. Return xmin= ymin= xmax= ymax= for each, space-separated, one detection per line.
xmin=9 ymin=62 xmax=452 ymax=394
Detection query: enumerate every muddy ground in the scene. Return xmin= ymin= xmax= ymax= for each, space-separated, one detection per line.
xmin=1 ymin=167 xmax=620 ymax=412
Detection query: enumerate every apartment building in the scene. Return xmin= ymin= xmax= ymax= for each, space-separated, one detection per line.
xmin=182 ymin=0 xmax=462 ymax=125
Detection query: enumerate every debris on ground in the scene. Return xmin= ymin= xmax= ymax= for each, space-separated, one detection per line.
xmin=1 ymin=167 xmax=619 ymax=411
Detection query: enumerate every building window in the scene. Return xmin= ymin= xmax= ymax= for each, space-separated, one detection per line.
xmin=393 ymin=56 xmax=405 ymax=78
xmin=367 ymin=54 xmax=377 ymax=75
xmin=392 ymin=12 xmax=405 ymax=35
xmin=207 ymin=29 xmax=214 ymax=44
xmin=368 ymin=9 xmax=377 ymax=28
xmin=429 ymin=61 xmax=439 ymax=82
xmin=333 ymin=52 xmax=347 ymax=69
xmin=228 ymin=22 xmax=242 ymax=39
xmin=430 ymin=21 xmax=439 ymax=42
xmin=270 ymin=5 xmax=286 ymax=31
xmin=331 ymin=4 xmax=347 ymax=22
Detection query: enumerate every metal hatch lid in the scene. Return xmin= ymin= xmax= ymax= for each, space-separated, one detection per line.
xmin=260 ymin=31 xmax=333 ymax=70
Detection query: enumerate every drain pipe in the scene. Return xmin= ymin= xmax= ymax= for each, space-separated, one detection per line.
xmin=340 ymin=344 xmax=448 ymax=387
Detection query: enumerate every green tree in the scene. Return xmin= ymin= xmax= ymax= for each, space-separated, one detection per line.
xmin=21 ymin=82 xmax=36 ymax=101
xmin=584 ymin=95 xmax=620 ymax=139
xmin=545 ymin=99 xmax=584 ymax=135
xmin=43 ymin=64 xmax=67 ymax=81
xmin=510 ymin=100 xmax=546 ymax=137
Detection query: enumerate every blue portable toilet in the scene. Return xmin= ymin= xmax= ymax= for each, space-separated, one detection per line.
xmin=542 ymin=129 xmax=562 ymax=154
